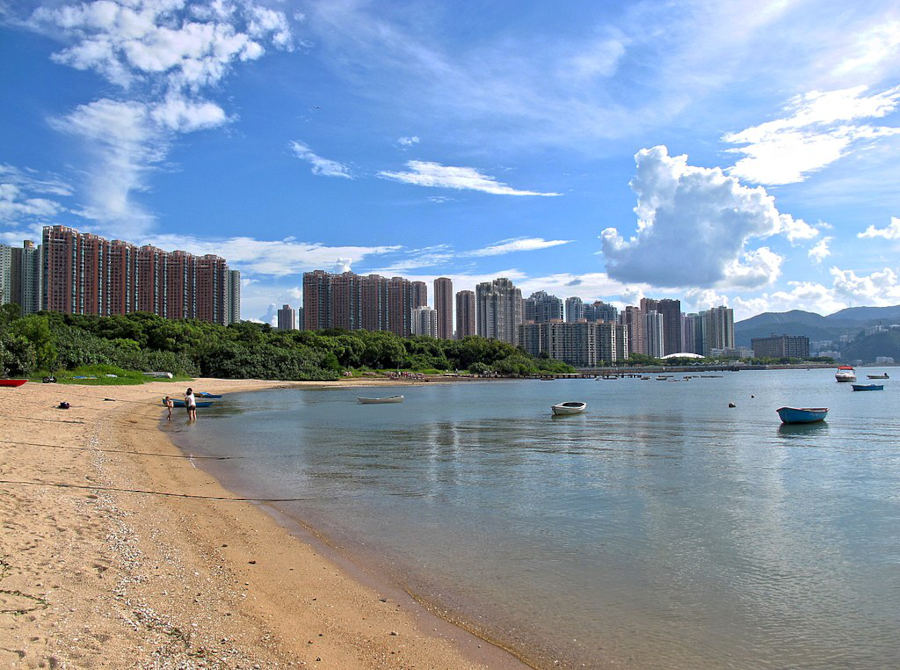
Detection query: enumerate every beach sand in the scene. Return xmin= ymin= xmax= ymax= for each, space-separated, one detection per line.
xmin=0 ymin=379 xmax=529 ymax=669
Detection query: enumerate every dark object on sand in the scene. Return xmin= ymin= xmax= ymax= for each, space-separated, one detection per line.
xmin=58 ymin=401 xmax=70 ymax=409
xmin=42 ymin=376 xmax=57 ymax=383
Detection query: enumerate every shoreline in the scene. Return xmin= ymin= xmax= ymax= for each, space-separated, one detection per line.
xmin=0 ymin=378 xmax=530 ymax=669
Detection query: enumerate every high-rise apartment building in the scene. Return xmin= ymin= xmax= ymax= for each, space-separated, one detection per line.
xmin=702 ymin=305 xmax=734 ymax=354
xmin=301 ymin=270 xmax=426 ymax=336
xmin=39 ymin=225 xmax=236 ymax=324
xmin=277 ymin=304 xmax=297 ymax=330
xmin=584 ymin=300 xmax=618 ymax=322
xmin=641 ymin=298 xmax=681 ymax=355
xmin=681 ymin=313 xmax=703 ymax=354
xmin=644 ymin=310 xmax=664 ymax=358
xmin=227 ymin=270 xmax=241 ymax=324
xmin=520 ymin=320 xmax=628 ymax=367
xmin=434 ymin=277 xmax=453 ymax=339
xmin=0 ymin=240 xmax=42 ymax=314
xmin=411 ymin=306 xmax=438 ymax=336
xmin=476 ymin=277 xmax=523 ymax=345
xmin=455 ymin=290 xmax=476 ymax=339
xmin=619 ymin=306 xmax=645 ymax=355
xmin=523 ymin=291 xmax=564 ymax=323
xmin=565 ymin=296 xmax=584 ymax=322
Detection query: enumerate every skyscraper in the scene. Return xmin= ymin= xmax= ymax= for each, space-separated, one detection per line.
xmin=583 ymin=300 xmax=618 ymax=322
xmin=455 ymin=290 xmax=475 ymax=339
xmin=523 ymin=291 xmax=564 ymax=323
xmin=277 ymin=304 xmax=296 ymax=330
xmin=39 ymin=225 xmax=236 ymax=324
xmin=641 ymin=298 xmax=681 ymax=355
xmin=620 ymin=306 xmax=645 ymax=355
xmin=434 ymin=277 xmax=453 ymax=339
xmin=565 ymin=296 xmax=584 ymax=322
xmin=411 ymin=306 xmax=438 ymax=336
xmin=476 ymin=277 xmax=523 ymax=345
xmin=0 ymin=240 xmax=42 ymax=314
xmin=702 ymin=305 xmax=734 ymax=354
xmin=644 ymin=310 xmax=664 ymax=358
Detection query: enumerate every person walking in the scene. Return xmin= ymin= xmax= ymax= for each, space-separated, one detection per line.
xmin=164 ymin=395 xmax=174 ymax=421
xmin=184 ymin=387 xmax=197 ymax=421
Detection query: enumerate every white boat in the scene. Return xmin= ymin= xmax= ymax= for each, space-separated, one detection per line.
xmin=835 ymin=366 xmax=856 ymax=382
xmin=357 ymin=395 xmax=404 ymax=404
xmin=551 ymin=401 xmax=587 ymax=415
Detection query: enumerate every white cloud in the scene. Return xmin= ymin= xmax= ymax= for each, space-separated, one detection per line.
xmin=724 ymin=86 xmax=900 ymax=185
xmin=808 ymin=237 xmax=833 ymax=263
xmin=139 ymin=233 xmax=399 ymax=277
xmin=397 ymin=136 xmax=420 ymax=147
xmin=378 ymin=161 xmax=560 ymax=196
xmin=0 ymin=164 xmax=76 ymax=229
xmin=830 ymin=266 xmax=900 ymax=304
xmin=858 ymin=216 xmax=900 ymax=240
xmin=600 ymin=146 xmax=804 ymax=290
xmin=466 ymin=237 xmax=572 ymax=257
xmin=150 ymin=95 xmax=228 ymax=132
xmin=289 ymin=141 xmax=352 ymax=179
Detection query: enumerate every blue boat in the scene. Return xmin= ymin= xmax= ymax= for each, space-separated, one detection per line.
xmin=851 ymin=384 xmax=883 ymax=391
xmin=776 ymin=406 xmax=828 ymax=424
xmin=163 ymin=398 xmax=214 ymax=408
xmin=196 ymin=392 xmax=223 ymax=398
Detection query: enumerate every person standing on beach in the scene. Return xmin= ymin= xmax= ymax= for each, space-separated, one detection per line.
xmin=184 ymin=388 xmax=197 ymax=421
xmin=164 ymin=395 xmax=174 ymax=421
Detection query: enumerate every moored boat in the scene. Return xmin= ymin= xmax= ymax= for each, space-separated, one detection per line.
xmin=551 ymin=401 xmax=587 ymax=415
xmin=196 ymin=392 xmax=223 ymax=398
xmin=776 ymin=406 xmax=828 ymax=424
xmin=357 ymin=395 xmax=404 ymax=404
xmin=867 ymin=373 xmax=889 ymax=379
xmin=0 ymin=379 xmax=27 ymax=387
xmin=163 ymin=398 xmax=214 ymax=408
xmin=851 ymin=384 xmax=883 ymax=391
xmin=835 ymin=365 xmax=856 ymax=382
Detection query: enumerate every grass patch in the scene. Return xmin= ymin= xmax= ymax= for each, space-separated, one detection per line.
xmin=30 ymin=365 xmax=194 ymax=386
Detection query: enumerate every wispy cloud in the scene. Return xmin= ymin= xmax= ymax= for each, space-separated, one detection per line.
xmin=723 ymin=86 xmax=900 ymax=185
xmin=288 ymin=141 xmax=352 ymax=179
xmin=397 ymin=135 xmax=420 ymax=147
xmin=858 ymin=216 xmax=900 ymax=240
xmin=466 ymin=237 xmax=572 ymax=257
xmin=17 ymin=1 xmax=295 ymax=234
xmin=378 ymin=161 xmax=560 ymax=196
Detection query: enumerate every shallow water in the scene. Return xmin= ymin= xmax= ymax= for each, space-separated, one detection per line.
xmin=170 ymin=369 xmax=900 ymax=669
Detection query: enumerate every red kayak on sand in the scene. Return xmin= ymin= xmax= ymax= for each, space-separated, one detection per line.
xmin=0 ymin=379 xmax=27 ymax=387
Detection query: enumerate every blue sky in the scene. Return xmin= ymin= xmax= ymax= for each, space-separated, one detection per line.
xmin=1 ymin=0 xmax=898 ymax=323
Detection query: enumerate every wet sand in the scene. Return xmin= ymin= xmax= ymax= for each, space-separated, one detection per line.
xmin=0 ymin=378 xmax=530 ymax=669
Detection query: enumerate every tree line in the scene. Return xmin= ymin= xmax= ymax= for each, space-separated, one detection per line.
xmin=0 ymin=306 xmax=574 ymax=380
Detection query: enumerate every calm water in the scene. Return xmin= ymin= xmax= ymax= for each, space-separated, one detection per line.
xmin=170 ymin=369 xmax=900 ymax=669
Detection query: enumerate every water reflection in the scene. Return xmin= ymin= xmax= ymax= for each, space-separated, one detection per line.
xmin=776 ymin=421 xmax=830 ymax=440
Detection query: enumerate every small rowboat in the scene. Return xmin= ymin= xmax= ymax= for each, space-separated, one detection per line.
xmin=163 ymin=398 xmax=214 ymax=408
xmin=196 ymin=392 xmax=223 ymax=398
xmin=851 ymin=384 xmax=883 ymax=391
xmin=0 ymin=379 xmax=27 ymax=387
xmin=357 ymin=395 xmax=404 ymax=404
xmin=867 ymin=373 xmax=889 ymax=379
xmin=776 ymin=407 xmax=828 ymax=424
xmin=551 ymin=401 xmax=587 ymax=416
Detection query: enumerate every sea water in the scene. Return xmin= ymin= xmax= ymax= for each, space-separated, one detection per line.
xmin=169 ymin=369 xmax=900 ymax=669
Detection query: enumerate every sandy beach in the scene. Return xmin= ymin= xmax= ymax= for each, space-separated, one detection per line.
xmin=0 ymin=378 xmax=529 ymax=669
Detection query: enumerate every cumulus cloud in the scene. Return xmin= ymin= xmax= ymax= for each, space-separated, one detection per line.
xmin=724 ymin=85 xmax=900 ymax=185
xmin=378 ymin=161 xmax=561 ymax=196
xmin=858 ymin=216 xmax=900 ymax=240
xmin=466 ymin=237 xmax=572 ymax=257
xmin=599 ymin=146 xmax=813 ymax=289
xmin=289 ymin=141 xmax=352 ymax=179
xmin=830 ymin=266 xmax=900 ymax=304
xmin=21 ymin=1 xmax=294 ymax=234
xmin=808 ymin=237 xmax=832 ymax=263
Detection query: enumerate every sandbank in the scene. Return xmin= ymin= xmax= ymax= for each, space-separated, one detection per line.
xmin=0 ymin=378 xmax=530 ymax=669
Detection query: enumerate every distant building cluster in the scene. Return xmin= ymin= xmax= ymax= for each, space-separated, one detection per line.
xmin=283 ymin=271 xmax=739 ymax=368
xmin=0 ymin=225 xmax=240 ymax=325
xmin=751 ymin=334 xmax=810 ymax=359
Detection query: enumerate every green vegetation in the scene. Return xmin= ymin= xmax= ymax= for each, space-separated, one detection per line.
xmin=0 ymin=308 xmax=574 ymax=381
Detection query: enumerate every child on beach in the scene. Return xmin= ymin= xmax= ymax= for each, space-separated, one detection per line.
xmin=164 ymin=395 xmax=174 ymax=421
xmin=184 ymin=388 xmax=197 ymax=421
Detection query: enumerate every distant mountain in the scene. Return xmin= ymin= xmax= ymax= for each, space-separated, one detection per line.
xmin=734 ymin=305 xmax=900 ymax=347
xmin=841 ymin=330 xmax=900 ymax=363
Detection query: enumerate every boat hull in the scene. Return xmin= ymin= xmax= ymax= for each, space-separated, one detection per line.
xmin=551 ymin=402 xmax=587 ymax=415
xmin=197 ymin=392 xmax=223 ymax=398
xmin=0 ymin=379 xmax=27 ymax=387
xmin=776 ymin=406 xmax=828 ymax=424
xmin=851 ymin=384 xmax=883 ymax=391
xmin=163 ymin=399 xmax=213 ymax=408
xmin=357 ymin=395 xmax=404 ymax=404
xmin=867 ymin=374 xmax=889 ymax=380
